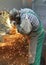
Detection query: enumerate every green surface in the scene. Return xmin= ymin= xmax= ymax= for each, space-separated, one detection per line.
xmin=30 ymin=30 xmax=45 ymax=65
xmin=29 ymin=10 xmax=45 ymax=65
xmin=32 ymin=31 xmax=45 ymax=65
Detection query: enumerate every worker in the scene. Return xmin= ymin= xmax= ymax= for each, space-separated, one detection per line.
xmin=10 ymin=8 xmax=45 ymax=65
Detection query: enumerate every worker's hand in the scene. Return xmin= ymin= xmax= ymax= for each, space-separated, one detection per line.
xmin=19 ymin=19 xmax=32 ymax=34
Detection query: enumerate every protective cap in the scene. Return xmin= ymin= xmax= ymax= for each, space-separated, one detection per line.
xmin=10 ymin=8 xmax=19 ymax=15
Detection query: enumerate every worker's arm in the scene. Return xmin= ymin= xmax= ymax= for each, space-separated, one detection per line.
xmin=31 ymin=15 xmax=40 ymax=31
xmin=17 ymin=19 xmax=32 ymax=34
xmin=17 ymin=14 xmax=40 ymax=34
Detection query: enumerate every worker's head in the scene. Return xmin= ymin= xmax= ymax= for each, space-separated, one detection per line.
xmin=10 ymin=8 xmax=21 ymax=25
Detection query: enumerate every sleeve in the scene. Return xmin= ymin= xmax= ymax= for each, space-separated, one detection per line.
xmin=31 ymin=15 xmax=40 ymax=31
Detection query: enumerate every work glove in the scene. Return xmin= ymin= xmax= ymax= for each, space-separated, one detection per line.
xmin=16 ymin=18 xmax=32 ymax=34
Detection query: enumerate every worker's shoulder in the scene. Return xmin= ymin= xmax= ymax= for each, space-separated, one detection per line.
xmin=20 ymin=8 xmax=34 ymax=11
xmin=20 ymin=8 xmax=35 ymax=14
